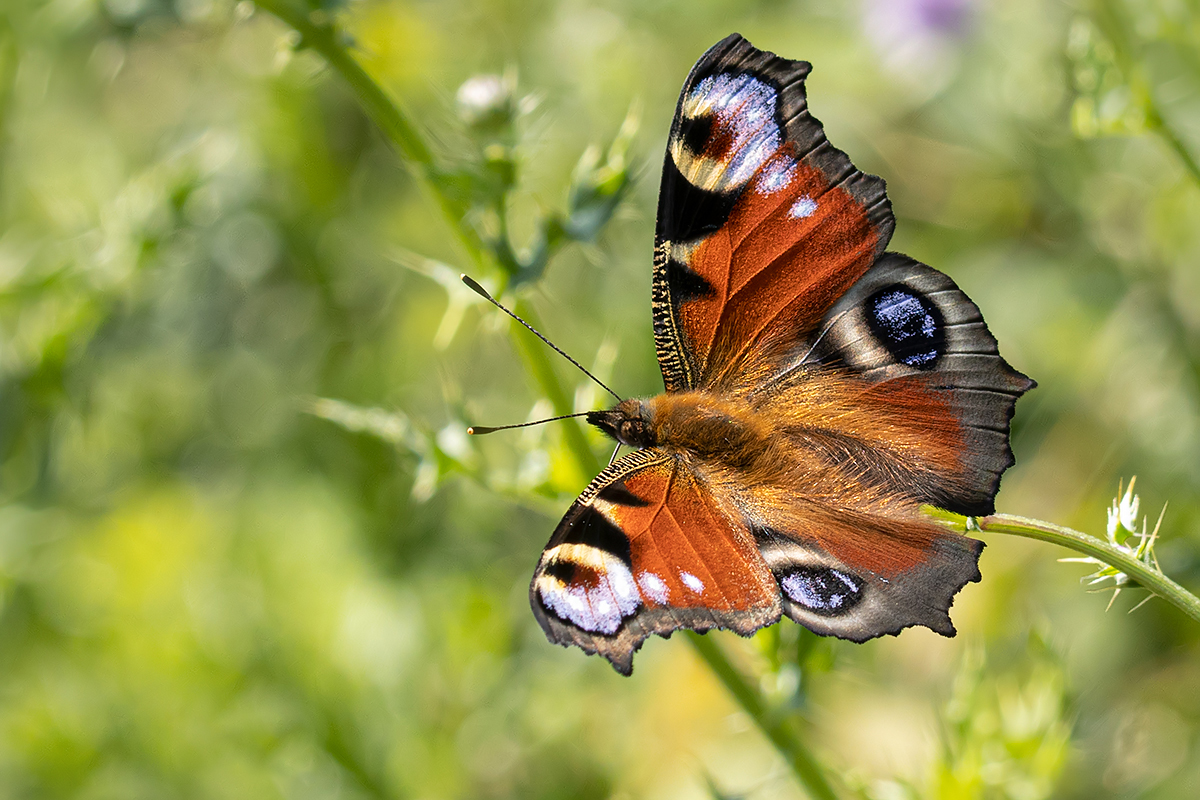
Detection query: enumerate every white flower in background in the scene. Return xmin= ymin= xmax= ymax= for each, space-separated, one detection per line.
xmin=456 ymin=74 xmax=515 ymax=129
xmin=1064 ymin=477 xmax=1166 ymax=611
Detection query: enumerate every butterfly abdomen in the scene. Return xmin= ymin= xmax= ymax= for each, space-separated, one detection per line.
xmin=644 ymin=391 xmax=826 ymax=494
xmin=642 ymin=380 xmax=979 ymax=517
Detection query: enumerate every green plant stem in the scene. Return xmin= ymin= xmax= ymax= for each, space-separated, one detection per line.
xmin=255 ymin=0 xmax=488 ymax=269
xmin=929 ymin=507 xmax=1200 ymax=623
xmin=687 ymin=633 xmax=840 ymax=800
xmin=256 ymin=0 xmax=600 ymax=463
xmin=1147 ymin=108 xmax=1200 ymax=189
xmin=1091 ymin=0 xmax=1200 ymax=189
xmin=976 ymin=514 xmax=1200 ymax=623
xmin=255 ymin=4 xmax=839 ymax=794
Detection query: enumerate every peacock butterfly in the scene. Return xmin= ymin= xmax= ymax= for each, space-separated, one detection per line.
xmin=527 ymin=34 xmax=1034 ymax=675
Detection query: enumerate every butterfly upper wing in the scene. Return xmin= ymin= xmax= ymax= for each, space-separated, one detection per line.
xmin=531 ymin=448 xmax=781 ymax=675
xmin=652 ymin=33 xmax=894 ymax=392
xmin=651 ymin=35 xmax=1032 ymax=516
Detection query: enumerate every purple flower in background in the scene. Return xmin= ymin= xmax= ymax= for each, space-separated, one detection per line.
xmin=891 ymin=0 xmax=972 ymax=37
xmin=865 ymin=0 xmax=974 ymax=41
xmin=863 ymin=0 xmax=977 ymax=90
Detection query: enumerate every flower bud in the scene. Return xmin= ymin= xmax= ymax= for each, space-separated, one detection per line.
xmin=456 ymin=74 xmax=515 ymax=132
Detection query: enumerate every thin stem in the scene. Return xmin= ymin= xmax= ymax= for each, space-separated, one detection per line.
xmin=1091 ymin=0 xmax=1200 ymax=189
xmin=1147 ymin=108 xmax=1200 ymax=188
xmin=256 ymin=0 xmax=600 ymax=466
xmin=255 ymin=0 xmax=489 ymax=268
xmin=927 ymin=509 xmax=1200 ymax=624
xmin=978 ymin=514 xmax=1200 ymax=623
xmin=686 ymin=633 xmax=840 ymax=800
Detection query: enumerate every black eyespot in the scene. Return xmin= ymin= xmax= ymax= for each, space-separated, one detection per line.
xmin=542 ymin=559 xmax=577 ymax=583
xmin=865 ymin=286 xmax=944 ymax=369
xmin=778 ymin=566 xmax=863 ymax=615
xmin=679 ymin=112 xmax=715 ymax=156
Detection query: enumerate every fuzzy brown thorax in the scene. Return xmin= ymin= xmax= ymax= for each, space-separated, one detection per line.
xmin=588 ymin=393 xmax=781 ymax=468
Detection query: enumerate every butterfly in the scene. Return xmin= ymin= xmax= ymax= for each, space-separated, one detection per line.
xmin=529 ymin=34 xmax=1034 ymax=675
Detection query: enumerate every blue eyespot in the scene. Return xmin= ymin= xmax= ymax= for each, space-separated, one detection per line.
xmin=779 ymin=567 xmax=863 ymax=615
xmin=866 ymin=286 xmax=944 ymax=369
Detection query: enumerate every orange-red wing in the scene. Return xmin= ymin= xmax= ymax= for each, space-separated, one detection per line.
xmin=652 ymin=34 xmax=894 ymax=392
xmin=531 ymin=448 xmax=780 ymax=675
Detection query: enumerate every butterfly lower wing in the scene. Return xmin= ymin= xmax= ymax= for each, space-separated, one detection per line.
xmin=653 ymin=33 xmax=895 ymax=392
xmin=752 ymin=504 xmax=983 ymax=641
xmin=774 ymin=252 xmax=1034 ymax=515
xmin=531 ymin=448 xmax=781 ymax=675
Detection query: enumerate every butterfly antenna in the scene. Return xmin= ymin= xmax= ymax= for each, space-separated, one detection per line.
xmin=461 ymin=274 xmax=622 ymax=402
xmin=468 ymin=411 xmax=591 ymax=436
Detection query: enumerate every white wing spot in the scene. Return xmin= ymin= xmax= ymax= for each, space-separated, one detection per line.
xmin=612 ymin=573 xmax=637 ymax=599
xmin=757 ymin=155 xmax=796 ymax=195
xmin=789 ymin=195 xmax=818 ymax=219
xmin=680 ymin=572 xmax=705 ymax=593
xmin=638 ymin=572 xmax=669 ymax=605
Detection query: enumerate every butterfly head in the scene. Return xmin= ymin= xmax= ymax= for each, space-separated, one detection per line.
xmin=586 ymin=400 xmax=657 ymax=448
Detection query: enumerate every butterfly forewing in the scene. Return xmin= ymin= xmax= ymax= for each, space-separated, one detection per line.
xmin=652 ymin=33 xmax=895 ymax=392
xmin=531 ymin=448 xmax=780 ymax=675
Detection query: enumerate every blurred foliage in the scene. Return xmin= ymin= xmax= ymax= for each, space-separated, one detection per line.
xmin=862 ymin=638 xmax=1071 ymax=800
xmin=0 ymin=0 xmax=1199 ymax=798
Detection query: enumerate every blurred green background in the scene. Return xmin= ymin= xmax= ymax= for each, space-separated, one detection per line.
xmin=1 ymin=0 xmax=1199 ymax=797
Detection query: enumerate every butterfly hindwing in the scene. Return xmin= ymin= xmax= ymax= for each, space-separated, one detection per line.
xmin=531 ymin=448 xmax=781 ymax=675
xmin=753 ymin=507 xmax=983 ymax=641
xmin=652 ymin=33 xmax=895 ymax=392
xmin=792 ymin=252 xmax=1035 ymax=515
